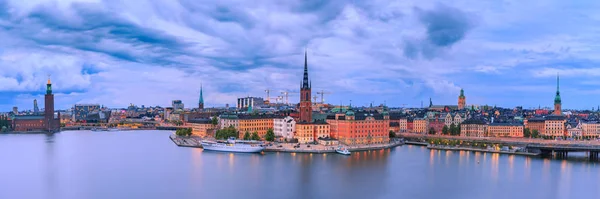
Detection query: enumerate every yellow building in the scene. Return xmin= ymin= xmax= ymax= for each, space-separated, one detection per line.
xmin=295 ymin=122 xmax=315 ymax=144
xmin=460 ymin=119 xmax=487 ymax=137
xmin=544 ymin=115 xmax=566 ymax=138
xmin=581 ymin=121 xmax=600 ymax=138
xmin=413 ymin=118 xmax=428 ymax=134
xmin=237 ymin=115 xmax=277 ymax=139
xmin=314 ymin=121 xmax=331 ymax=140
xmin=188 ymin=119 xmax=216 ymax=137
xmin=487 ymin=123 xmax=523 ymax=137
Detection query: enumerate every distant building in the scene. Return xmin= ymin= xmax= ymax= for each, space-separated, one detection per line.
xmin=460 ymin=118 xmax=487 ymax=137
xmin=458 ymin=89 xmax=466 ymax=110
xmin=188 ymin=118 xmax=215 ymax=137
xmin=487 ymin=123 xmax=523 ymax=137
xmin=72 ymin=104 xmax=101 ymax=122
xmin=581 ymin=121 xmax=600 ymax=138
xmin=544 ymin=115 xmax=566 ymax=138
xmin=413 ymin=118 xmax=428 ymax=134
xmin=326 ymin=108 xmax=390 ymax=145
xmin=237 ymin=114 xmax=280 ymax=139
xmin=524 ymin=117 xmax=545 ymax=135
xmin=33 ymin=99 xmax=39 ymax=113
xmin=553 ymin=74 xmax=562 ymax=115
xmin=172 ymin=100 xmax=184 ymax=111
xmin=12 ymin=107 xmax=18 ymax=115
xmin=12 ymin=78 xmax=60 ymax=132
xmin=237 ymin=97 xmax=264 ymax=109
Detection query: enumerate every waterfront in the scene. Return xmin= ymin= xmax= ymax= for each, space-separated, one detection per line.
xmin=1 ymin=130 xmax=599 ymax=199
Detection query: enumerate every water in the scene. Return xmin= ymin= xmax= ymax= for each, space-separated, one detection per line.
xmin=1 ymin=130 xmax=599 ymax=199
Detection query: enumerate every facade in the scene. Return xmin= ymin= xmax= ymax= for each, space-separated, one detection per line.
xmin=460 ymin=119 xmax=487 ymax=137
xmin=326 ymin=109 xmax=390 ymax=145
xmin=487 ymin=123 xmax=523 ymax=137
xmin=237 ymin=114 xmax=277 ymax=139
xmin=237 ymin=97 xmax=265 ymax=109
xmin=313 ymin=121 xmax=330 ymax=141
xmin=399 ymin=118 xmax=408 ymax=133
xmin=581 ymin=121 xmax=600 ymax=138
xmin=413 ymin=118 xmax=428 ymax=134
xmin=273 ymin=116 xmax=295 ymax=140
xmin=444 ymin=113 xmax=465 ymax=127
xmin=172 ymin=100 xmax=184 ymax=111
xmin=554 ymin=75 xmax=562 ymax=115
xmin=567 ymin=122 xmax=582 ymax=138
xmin=458 ymin=89 xmax=466 ymax=110
xmin=295 ymin=123 xmax=314 ymax=144
xmin=317 ymin=137 xmax=339 ymax=146
xmin=544 ymin=115 xmax=566 ymax=138
xmin=524 ymin=117 xmax=546 ymax=135
xmin=188 ymin=119 xmax=216 ymax=137
xmin=428 ymin=117 xmax=445 ymax=135
xmin=72 ymin=104 xmax=101 ymax=122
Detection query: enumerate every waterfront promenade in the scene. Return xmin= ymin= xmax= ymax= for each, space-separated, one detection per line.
xmin=169 ymin=134 xmax=404 ymax=153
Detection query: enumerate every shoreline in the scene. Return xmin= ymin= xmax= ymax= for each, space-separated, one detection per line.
xmin=169 ymin=135 xmax=405 ymax=153
xmin=426 ymin=145 xmax=540 ymax=156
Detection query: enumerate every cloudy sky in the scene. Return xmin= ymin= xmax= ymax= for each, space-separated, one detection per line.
xmin=1 ymin=0 xmax=600 ymax=111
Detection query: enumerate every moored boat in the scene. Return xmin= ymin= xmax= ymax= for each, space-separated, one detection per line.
xmin=336 ymin=146 xmax=351 ymax=155
xmin=201 ymin=137 xmax=265 ymax=153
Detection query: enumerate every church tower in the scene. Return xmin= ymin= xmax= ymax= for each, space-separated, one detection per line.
xmin=44 ymin=76 xmax=55 ymax=132
xmin=554 ymin=74 xmax=562 ymax=115
xmin=198 ymin=84 xmax=204 ymax=110
xmin=299 ymin=50 xmax=312 ymax=123
xmin=458 ymin=88 xmax=466 ymax=110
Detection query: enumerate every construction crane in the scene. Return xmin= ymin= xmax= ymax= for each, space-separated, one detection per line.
xmin=313 ymin=96 xmax=318 ymax=103
xmin=280 ymin=91 xmax=298 ymax=105
xmin=316 ymin=90 xmax=332 ymax=104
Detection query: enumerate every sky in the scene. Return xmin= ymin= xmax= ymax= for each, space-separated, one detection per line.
xmin=1 ymin=0 xmax=600 ymax=111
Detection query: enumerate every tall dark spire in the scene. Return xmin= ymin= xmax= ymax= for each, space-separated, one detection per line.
xmin=554 ymin=73 xmax=561 ymax=104
xmin=302 ymin=50 xmax=310 ymax=89
xmin=199 ymin=84 xmax=204 ymax=104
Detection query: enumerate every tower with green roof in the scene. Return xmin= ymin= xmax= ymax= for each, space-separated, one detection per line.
xmin=554 ymin=74 xmax=562 ymax=115
xmin=198 ymin=84 xmax=204 ymax=110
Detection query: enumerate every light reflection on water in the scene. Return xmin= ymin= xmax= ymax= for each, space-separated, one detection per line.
xmin=0 ymin=131 xmax=599 ymax=199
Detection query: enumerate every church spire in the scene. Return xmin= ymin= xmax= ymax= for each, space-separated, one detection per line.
xmin=554 ymin=73 xmax=561 ymax=104
xmin=199 ymin=84 xmax=204 ymax=104
xmin=302 ymin=49 xmax=310 ymax=89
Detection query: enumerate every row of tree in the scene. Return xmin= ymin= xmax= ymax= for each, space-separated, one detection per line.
xmin=441 ymin=124 xmax=461 ymax=136
xmin=0 ymin=115 xmax=11 ymax=132
xmin=175 ymin=128 xmax=192 ymax=136
xmin=523 ymin=128 xmax=540 ymax=138
xmin=215 ymin=126 xmax=238 ymax=139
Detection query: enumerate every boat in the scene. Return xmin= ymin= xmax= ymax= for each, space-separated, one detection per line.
xmin=201 ymin=137 xmax=265 ymax=153
xmin=336 ymin=146 xmax=351 ymax=155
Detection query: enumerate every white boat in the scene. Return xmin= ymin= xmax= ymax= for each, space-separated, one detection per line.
xmin=201 ymin=137 xmax=265 ymax=153
xmin=336 ymin=146 xmax=351 ymax=155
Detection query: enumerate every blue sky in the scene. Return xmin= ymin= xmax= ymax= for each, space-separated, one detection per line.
xmin=1 ymin=0 xmax=600 ymax=111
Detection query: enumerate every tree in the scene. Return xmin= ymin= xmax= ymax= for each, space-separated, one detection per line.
xmin=531 ymin=130 xmax=539 ymax=138
xmin=251 ymin=131 xmax=260 ymax=141
xmin=175 ymin=128 xmax=192 ymax=136
xmin=265 ymin=128 xmax=275 ymax=141
xmin=442 ymin=125 xmax=449 ymax=135
xmin=456 ymin=124 xmax=461 ymax=136
xmin=389 ymin=130 xmax=395 ymax=138
xmin=449 ymin=123 xmax=457 ymax=135
xmin=243 ymin=131 xmax=251 ymax=140
xmin=211 ymin=117 xmax=218 ymax=126
xmin=523 ymin=128 xmax=531 ymax=138
xmin=428 ymin=127 xmax=436 ymax=135
xmin=215 ymin=126 xmax=239 ymax=139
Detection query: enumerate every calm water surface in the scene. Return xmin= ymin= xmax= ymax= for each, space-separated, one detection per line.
xmin=1 ymin=130 xmax=599 ymax=199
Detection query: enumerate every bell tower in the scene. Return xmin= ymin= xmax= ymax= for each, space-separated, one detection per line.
xmin=299 ymin=50 xmax=312 ymax=122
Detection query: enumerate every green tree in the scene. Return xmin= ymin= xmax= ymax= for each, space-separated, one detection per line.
xmin=389 ymin=130 xmax=395 ymax=138
xmin=428 ymin=127 xmax=436 ymax=135
xmin=243 ymin=131 xmax=251 ymax=140
xmin=442 ymin=125 xmax=449 ymax=135
xmin=251 ymin=131 xmax=260 ymax=140
xmin=215 ymin=126 xmax=239 ymax=139
xmin=449 ymin=123 xmax=457 ymax=135
xmin=211 ymin=117 xmax=218 ymax=125
xmin=265 ymin=128 xmax=275 ymax=141
xmin=456 ymin=124 xmax=461 ymax=136
xmin=531 ymin=130 xmax=540 ymax=138
xmin=523 ymin=128 xmax=531 ymax=138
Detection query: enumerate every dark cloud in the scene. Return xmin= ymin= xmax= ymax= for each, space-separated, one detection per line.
xmin=417 ymin=4 xmax=473 ymax=47
xmin=404 ymin=4 xmax=474 ymax=59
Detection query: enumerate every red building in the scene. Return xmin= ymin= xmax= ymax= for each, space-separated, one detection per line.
xmin=299 ymin=51 xmax=312 ymax=123
xmin=13 ymin=78 xmax=60 ymax=132
xmin=428 ymin=117 xmax=445 ymax=135
xmin=407 ymin=118 xmax=414 ymax=131
xmin=326 ymin=108 xmax=390 ymax=145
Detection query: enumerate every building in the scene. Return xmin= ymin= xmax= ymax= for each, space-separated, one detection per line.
xmin=188 ymin=118 xmax=215 ymax=137
xmin=295 ymin=122 xmax=315 ymax=143
xmin=73 ymin=104 xmax=101 ymax=122
xmin=444 ymin=113 xmax=465 ymax=127
xmin=544 ymin=115 xmax=566 ymax=138
xmin=428 ymin=117 xmax=445 ymax=135
xmin=487 ymin=123 xmax=523 ymax=137
xmin=198 ymin=85 xmax=204 ymax=110
xmin=458 ymin=88 xmax=466 ymax=110
xmin=554 ymin=75 xmax=562 ymax=115
xmin=524 ymin=117 xmax=546 ymax=135
xmin=399 ymin=118 xmax=408 ymax=133
xmin=172 ymin=100 xmax=184 ymax=111
xmin=237 ymin=97 xmax=265 ymax=109
xmin=313 ymin=120 xmax=330 ymax=141
xmin=33 ymin=99 xmax=39 ymax=113
xmin=581 ymin=121 xmax=600 ymax=138
xmin=12 ymin=107 xmax=18 ymax=115
xmin=299 ymin=50 xmax=312 ymax=123
xmin=12 ymin=78 xmax=60 ymax=132
xmin=219 ymin=113 xmax=240 ymax=129
xmin=460 ymin=118 xmax=487 ymax=137
xmin=326 ymin=108 xmax=390 ymax=145
xmin=567 ymin=122 xmax=582 ymax=138
xmin=413 ymin=118 xmax=428 ymax=134
xmin=237 ymin=114 xmax=278 ymax=139
xmin=273 ymin=116 xmax=295 ymax=140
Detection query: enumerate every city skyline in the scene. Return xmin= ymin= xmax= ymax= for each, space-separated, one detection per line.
xmin=2 ymin=1 xmax=600 ymax=111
